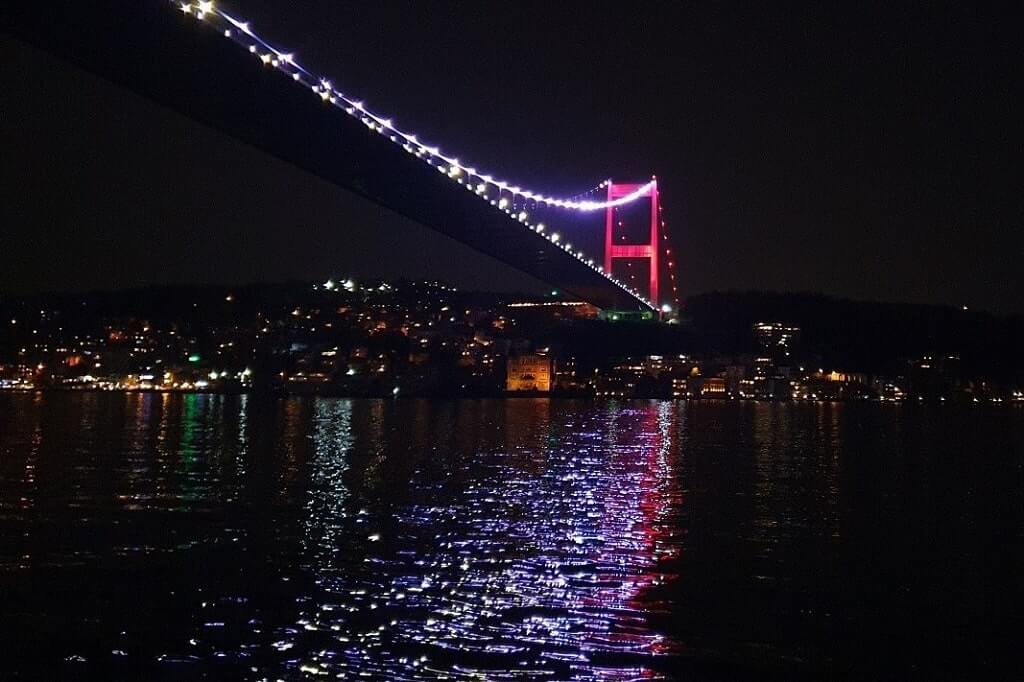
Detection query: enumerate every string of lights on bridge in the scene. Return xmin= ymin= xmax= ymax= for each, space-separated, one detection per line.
xmin=175 ymin=1 xmax=668 ymax=311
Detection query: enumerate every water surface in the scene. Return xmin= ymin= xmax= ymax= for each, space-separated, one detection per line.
xmin=0 ymin=393 xmax=1021 ymax=679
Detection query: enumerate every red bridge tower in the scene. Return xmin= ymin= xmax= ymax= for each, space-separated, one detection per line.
xmin=604 ymin=180 xmax=660 ymax=307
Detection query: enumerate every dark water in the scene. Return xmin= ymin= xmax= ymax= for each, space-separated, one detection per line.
xmin=0 ymin=393 xmax=1021 ymax=680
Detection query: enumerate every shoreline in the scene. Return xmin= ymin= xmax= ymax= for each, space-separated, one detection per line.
xmin=1 ymin=386 xmax=1019 ymax=405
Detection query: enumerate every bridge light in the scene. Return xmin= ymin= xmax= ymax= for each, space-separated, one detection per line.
xmin=535 ymin=223 xmax=544 ymax=232
xmin=517 ymin=211 xmax=527 ymax=221
xmin=550 ymin=233 xmax=560 ymax=243
xmin=498 ymin=198 xmax=509 ymax=209
xmin=226 ymin=16 xmax=253 ymax=35
xmin=198 ymin=1 xmax=214 ymax=14
xmin=661 ymin=304 xmax=673 ymax=314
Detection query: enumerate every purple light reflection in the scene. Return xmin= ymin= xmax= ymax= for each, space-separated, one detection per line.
xmin=276 ymin=400 xmax=684 ymax=679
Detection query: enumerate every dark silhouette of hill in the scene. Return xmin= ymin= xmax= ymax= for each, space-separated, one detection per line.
xmin=683 ymin=291 xmax=1024 ymax=382
xmin=3 ymin=284 xmax=1021 ymax=386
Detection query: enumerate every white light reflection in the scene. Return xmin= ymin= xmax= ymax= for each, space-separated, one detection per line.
xmin=263 ymin=401 xmax=683 ymax=678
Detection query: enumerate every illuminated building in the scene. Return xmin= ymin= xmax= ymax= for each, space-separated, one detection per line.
xmin=506 ymin=301 xmax=600 ymax=320
xmin=749 ymin=322 xmax=803 ymax=399
xmin=699 ymin=376 xmax=727 ymax=397
xmin=823 ymin=369 xmax=868 ymax=384
xmin=754 ymin=321 xmax=801 ymax=350
xmin=793 ymin=373 xmax=874 ymax=401
xmin=506 ymin=354 xmax=552 ymax=392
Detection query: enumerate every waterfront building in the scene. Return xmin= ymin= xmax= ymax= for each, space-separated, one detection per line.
xmin=700 ymin=376 xmax=727 ymax=397
xmin=506 ymin=354 xmax=552 ymax=392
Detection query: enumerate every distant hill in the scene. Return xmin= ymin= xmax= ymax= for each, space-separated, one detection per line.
xmin=683 ymin=291 xmax=1024 ymax=381
xmin=3 ymin=284 xmax=1021 ymax=386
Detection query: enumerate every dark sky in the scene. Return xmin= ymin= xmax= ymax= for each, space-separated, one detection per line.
xmin=2 ymin=2 xmax=1020 ymax=312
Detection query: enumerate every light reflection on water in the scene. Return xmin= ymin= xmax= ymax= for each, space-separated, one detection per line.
xmin=283 ymin=400 xmax=683 ymax=679
xmin=0 ymin=393 xmax=1021 ymax=679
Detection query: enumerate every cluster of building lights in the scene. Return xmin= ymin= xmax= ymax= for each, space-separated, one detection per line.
xmin=173 ymin=2 xmax=659 ymax=310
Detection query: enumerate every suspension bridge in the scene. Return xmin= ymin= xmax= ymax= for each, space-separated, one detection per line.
xmin=3 ymin=1 xmax=680 ymax=313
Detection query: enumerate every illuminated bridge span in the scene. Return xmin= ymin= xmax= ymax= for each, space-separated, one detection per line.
xmin=4 ymin=1 xmax=680 ymax=312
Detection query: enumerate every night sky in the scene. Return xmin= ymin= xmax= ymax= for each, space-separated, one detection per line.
xmin=2 ymin=2 xmax=1020 ymax=312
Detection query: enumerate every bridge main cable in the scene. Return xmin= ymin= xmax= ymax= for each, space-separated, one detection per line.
xmin=184 ymin=2 xmax=656 ymax=213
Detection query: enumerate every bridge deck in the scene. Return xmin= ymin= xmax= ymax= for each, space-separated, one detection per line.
xmin=3 ymin=2 xmax=649 ymax=311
